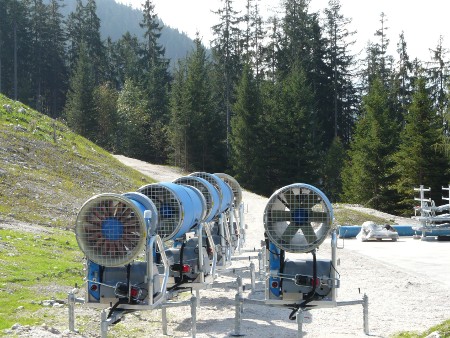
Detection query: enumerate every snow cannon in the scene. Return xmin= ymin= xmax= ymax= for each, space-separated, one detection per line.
xmin=138 ymin=182 xmax=212 ymax=287
xmin=138 ymin=182 xmax=206 ymax=241
xmin=188 ymin=172 xmax=236 ymax=266
xmin=189 ymin=172 xmax=233 ymax=213
xmin=215 ymin=173 xmax=243 ymax=207
xmin=263 ymin=183 xmax=339 ymax=310
xmin=75 ymin=192 xmax=168 ymax=306
xmin=215 ymin=173 xmax=246 ymax=251
xmin=173 ymin=176 xmax=221 ymax=223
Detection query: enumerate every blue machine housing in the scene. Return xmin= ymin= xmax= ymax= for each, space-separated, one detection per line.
xmin=268 ymin=242 xmax=282 ymax=298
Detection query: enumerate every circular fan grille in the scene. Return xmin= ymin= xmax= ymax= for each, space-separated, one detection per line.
xmin=75 ymin=194 xmax=147 ymax=267
xmin=215 ymin=173 xmax=243 ymax=206
xmin=264 ymin=184 xmax=333 ymax=253
xmin=173 ymin=176 xmax=220 ymax=222
xmin=138 ymin=183 xmax=183 ymax=240
xmin=190 ymin=172 xmax=232 ymax=213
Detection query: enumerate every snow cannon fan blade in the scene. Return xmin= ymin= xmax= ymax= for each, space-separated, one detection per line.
xmin=189 ymin=172 xmax=233 ymax=214
xmin=173 ymin=176 xmax=221 ymax=222
xmin=75 ymin=192 xmax=156 ymax=267
xmin=264 ymin=184 xmax=333 ymax=253
xmin=215 ymin=173 xmax=242 ymax=207
xmin=138 ymin=182 xmax=205 ymax=240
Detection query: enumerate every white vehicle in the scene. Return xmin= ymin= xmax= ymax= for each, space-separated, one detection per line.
xmin=356 ymin=221 xmax=399 ymax=242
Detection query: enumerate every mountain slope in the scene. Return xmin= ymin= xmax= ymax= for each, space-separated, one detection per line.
xmin=52 ymin=0 xmax=196 ymax=66
xmin=0 ymin=94 xmax=154 ymax=228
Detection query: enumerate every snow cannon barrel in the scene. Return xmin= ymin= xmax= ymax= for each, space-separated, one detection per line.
xmin=138 ymin=182 xmax=206 ymax=240
xmin=75 ymin=192 xmax=157 ymax=267
xmin=173 ymin=175 xmax=221 ymax=222
xmin=214 ymin=173 xmax=243 ymax=207
xmin=189 ymin=172 xmax=233 ymax=214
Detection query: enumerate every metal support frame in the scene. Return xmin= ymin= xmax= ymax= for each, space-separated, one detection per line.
xmin=216 ymin=213 xmax=233 ymax=270
xmin=68 ymin=234 xmax=172 ymax=336
xmin=230 ymin=230 xmax=369 ymax=337
xmin=161 ymin=296 xmax=198 ymax=337
xmin=239 ymin=202 xmax=246 ymax=251
xmin=168 ymin=223 xmax=217 ymax=302
xmin=67 ymin=289 xmax=84 ymax=332
xmin=413 ymin=185 xmax=450 ymax=240
xmin=231 ymin=275 xmax=369 ymax=337
xmin=336 ymin=294 xmax=369 ymax=335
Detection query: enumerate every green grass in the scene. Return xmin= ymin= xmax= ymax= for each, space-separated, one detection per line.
xmin=0 ymin=228 xmax=83 ymax=330
xmin=333 ymin=204 xmax=395 ymax=225
xmin=390 ymin=319 xmax=450 ymax=337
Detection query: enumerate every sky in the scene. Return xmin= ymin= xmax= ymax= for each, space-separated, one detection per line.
xmin=116 ymin=0 xmax=450 ymax=62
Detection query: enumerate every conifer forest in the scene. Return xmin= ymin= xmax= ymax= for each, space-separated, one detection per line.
xmin=1 ymin=0 xmax=450 ymax=215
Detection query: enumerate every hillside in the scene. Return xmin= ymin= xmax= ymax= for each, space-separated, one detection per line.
xmin=50 ymin=0 xmax=196 ymax=66
xmin=0 ymin=94 xmax=154 ymax=228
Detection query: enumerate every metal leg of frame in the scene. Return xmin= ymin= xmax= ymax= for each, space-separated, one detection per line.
xmin=162 ymin=306 xmax=168 ymax=335
xmin=191 ymin=296 xmax=198 ymax=338
xmin=100 ymin=310 xmax=108 ymax=338
xmin=231 ymin=292 xmax=245 ymax=336
xmin=296 ymin=309 xmax=304 ymax=338
xmin=196 ymin=289 xmax=201 ymax=308
xmin=363 ymin=294 xmax=369 ymax=335
xmin=68 ymin=292 xmax=75 ymax=332
xmin=250 ymin=262 xmax=256 ymax=291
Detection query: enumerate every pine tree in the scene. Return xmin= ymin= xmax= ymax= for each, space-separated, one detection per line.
xmin=278 ymin=0 xmax=319 ymax=75
xmin=140 ymin=0 xmax=165 ymax=70
xmin=168 ymin=59 xmax=188 ymax=169
xmin=268 ymin=62 xmax=320 ymax=190
xmin=241 ymin=0 xmax=265 ymax=80
xmin=93 ymin=82 xmax=118 ymax=151
xmin=66 ymin=0 xmax=85 ymax=71
xmin=28 ymin=0 xmax=67 ymax=116
xmin=426 ymin=36 xmax=450 ymax=128
xmin=264 ymin=16 xmax=281 ymax=83
xmin=29 ymin=0 xmax=47 ymax=111
xmin=322 ymin=136 xmax=345 ymax=201
xmin=116 ymin=78 xmax=148 ymax=158
xmin=392 ymin=76 xmax=450 ymax=214
xmin=139 ymin=0 xmax=170 ymax=163
xmin=169 ymin=36 xmax=225 ymax=171
xmin=230 ymin=63 xmax=264 ymax=191
xmin=211 ymin=0 xmax=243 ymax=159
xmin=64 ymin=42 xmax=96 ymax=139
xmin=67 ymin=0 xmax=106 ymax=84
xmin=279 ymin=0 xmax=335 ymax=151
xmin=107 ymin=32 xmax=142 ymax=88
xmin=46 ymin=0 xmax=68 ymax=117
xmin=0 ymin=0 xmax=33 ymax=103
xmin=395 ymin=32 xmax=413 ymax=113
xmin=323 ymin=0 xmax=358 ymax=145
xmin=360 ymin=13 xmax=394 ymax=93
xmin=341 ymin=76 xmax=399 ymax=211
xmin=84 ymin=0 xmax=107 ymax=84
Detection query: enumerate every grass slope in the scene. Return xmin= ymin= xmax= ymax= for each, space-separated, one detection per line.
xmin=0 ymin=94 xmax=153 ymax=226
